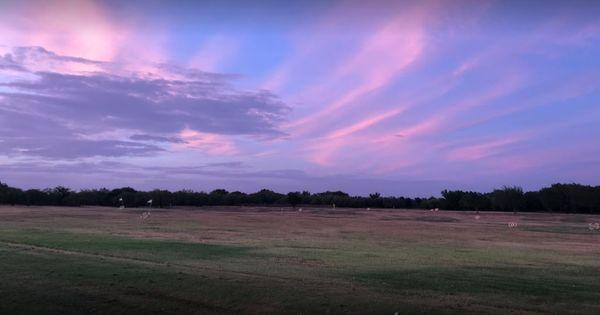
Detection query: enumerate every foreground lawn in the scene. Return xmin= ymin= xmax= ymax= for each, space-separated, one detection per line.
xmin=0 ymin=206 xmax=599 ymax=314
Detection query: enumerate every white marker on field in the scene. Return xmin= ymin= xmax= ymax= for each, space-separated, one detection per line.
xmin=140 ymin=211 xmax=151 ymax=220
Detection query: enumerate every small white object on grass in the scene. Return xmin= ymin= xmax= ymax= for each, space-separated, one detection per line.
xmin=475 ymin=215 xmax=480 ymax=220
xmin=508 ymin=222 xmax=518 ymax=228
xmin=367 ymin=207 xmax=371 ymax=211
xmin=298 ymin=208 xmax=303 ymax=212
xmin=588 ymin=222 xmax=600 ymax=231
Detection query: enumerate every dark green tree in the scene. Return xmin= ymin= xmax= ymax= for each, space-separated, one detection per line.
xmin=491 ymin=186 xmax=525 ymax=212
xmin=441 ymin=190 xmax=465 ymax=210
xmin=287 ymin=192 xmax=302 ymax=208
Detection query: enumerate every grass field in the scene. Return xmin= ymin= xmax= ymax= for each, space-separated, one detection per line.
xmin=1 ymin=206 xmax=599 ymax=314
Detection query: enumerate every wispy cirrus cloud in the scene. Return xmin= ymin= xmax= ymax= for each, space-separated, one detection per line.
xmin=285 ymin=10 xmax=427 ymax=136
xmin=1 ymin=1 xmax=600 ymax=195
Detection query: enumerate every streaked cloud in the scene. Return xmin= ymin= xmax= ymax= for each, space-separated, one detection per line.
xmin=0 ymin=0 xmax=599 ymax=195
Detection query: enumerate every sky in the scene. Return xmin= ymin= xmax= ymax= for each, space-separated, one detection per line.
xmin=0 ymin=0 xmax=599 ymax=196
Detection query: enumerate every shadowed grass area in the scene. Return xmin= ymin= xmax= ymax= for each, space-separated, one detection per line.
xmin=0 ymin=245 xmax=429 ymax=315
xmin=0 ymin=246 xmax=259 ymax=315
xmin=353 ymin=267 xmax=600 ymax=314
xmin=0 ymin=229 xmax=252 ymax=261
xmin=356 ymin=266 xmax=600 ymax=301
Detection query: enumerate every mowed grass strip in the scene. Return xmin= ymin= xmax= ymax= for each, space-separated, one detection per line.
xmin=329 ymin=241 xmax=600 ymax=313
xmin=355 ymin=266 xmax=600 ymax=309
xmin=0 ymin=229 xmax=251 ymax=262
xmin=0 ymin=245 xmax=266 ymax=315
xmin=0 ymin=244 xmax=428 ymax=315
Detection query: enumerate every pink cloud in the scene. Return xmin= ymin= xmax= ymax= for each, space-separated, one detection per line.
xmin=287 ymin=13 xmax=427 ymax=134
xmin=0 ymin=0 xmax=170 ymax=69
xmin=446 ymin=137 xmax=524 ymax=162
xmin=261 ymin=1 xmax=393 ymax=94
xmin=326 ymin=107 xmax=407 ymax=139
xmin=300 ymin=69 xmax=466 ymax=168
xmin=176 ymin=128 xmax=239 ymax=156
xmin=393 ymin=72 xmax=525 ymax=140
xmin=303 ymin=135 xmax=373 ymax=169
xmin=0 ymin=0 xmax=126 ymax=61
xmin=363 ymin=72 xmax=526 ymax=172
xmin=303 ymin=106 xmax=408 ymax=167
xmin=295 ymin=23 xmax=533 ymax=172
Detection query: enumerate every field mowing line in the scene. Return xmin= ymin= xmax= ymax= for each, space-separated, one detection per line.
xmin=0 ymin=241 xmax=339 ymax=286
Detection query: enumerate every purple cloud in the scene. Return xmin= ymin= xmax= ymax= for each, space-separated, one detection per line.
xmin=129 ymin=134 xmax=184 ymax=143
xmin=1 ymin=1 xmax=599 ymax=196
xmin=0 ymin=46 xmax=290 ymax=159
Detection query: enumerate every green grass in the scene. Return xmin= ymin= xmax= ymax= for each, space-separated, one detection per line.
xmin=0 ymin=245 xmax=411 ymax=315
xmin=0 ymin=206 xmax=599 ymax=314
xmin=357 ymin=266 xmax=600 ymax=301
xmin=0 ymin=247 xmax=260 ymax=315
xmin=0 ymin=229 xmax=251 ymax=262
xmin=522 ymin=225 xmax=595 ymax=235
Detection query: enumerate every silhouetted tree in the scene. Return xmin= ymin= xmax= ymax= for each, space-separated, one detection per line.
xmin=420 ymin=197 xmax=442 ymax=209
xmin=459 ymin=192 xmax=490 ymax=211
xmin=250 ymin=189 xmax=284 ymax=204
xmin=524 ymin=191 xmax=543 ymax=212
xmin=287 ymin=192 xmax=302 ymax=208
xmin=225 ymin=191 xmax=247 ymax=205
xmin=0 ymin=180 xmax=598 ymax=213
xmin=441 ymin=190 xmax=465 ymax=210
xmin=491 ymin=186 xmax=525 ymax=213
xmin=369 ymin=192 xmax=381 ymax=199
xmin=209 ymin=189 xmax=229 ymax=205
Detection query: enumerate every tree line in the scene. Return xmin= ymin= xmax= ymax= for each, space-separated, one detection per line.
xmin=0 ymin=181 xmax=599 ymax=213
